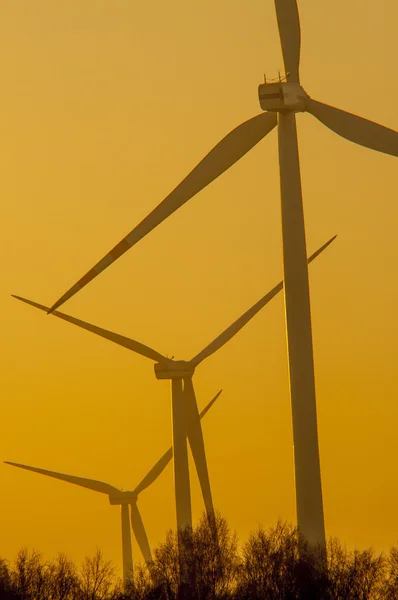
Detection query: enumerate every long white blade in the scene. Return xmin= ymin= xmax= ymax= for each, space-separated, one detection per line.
xmin=307 ymin=98 xmax=398 ymax=157
xmin=133 ymin=390 xmax=222 ymax=496
xmin=274 ymin=0 xmax=301 ymax=82
xmin=12 ymin=295 xmax=168 ymax=363
xmin=190 ymin=235 xmax=336 ymax=367
xmin=4 ymin=461 xmax=119 ymax=495
xmin=130 ymin=503 xmax=153 ymax=566
xmin=48 ymin=112 xmax=277 ymax=313
xmin=183 ymin=378 xmax=214 ymax=516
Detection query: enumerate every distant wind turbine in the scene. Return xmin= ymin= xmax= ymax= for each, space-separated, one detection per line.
xmin=13 ymin=235 xmax=335 ymax=535
xmin=44 ymin=0 xmax=397 ymax=550
xmin=4 ymin=390 xmax=220 ymax=588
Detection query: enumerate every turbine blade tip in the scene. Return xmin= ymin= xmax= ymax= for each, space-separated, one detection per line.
xmin=321 ymin=234 xmax=337 ymax=248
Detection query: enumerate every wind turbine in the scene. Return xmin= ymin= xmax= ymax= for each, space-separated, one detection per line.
xmin=13 ymin=235 xmax=335 ymax=538
xmin=44 ymin=1 xmax=398 ymax=549
xmin=4 ymin=391 xmax=220 ymax=587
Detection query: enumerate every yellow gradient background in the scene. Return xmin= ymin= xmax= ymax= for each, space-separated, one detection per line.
xmin=1 ymin=0 xmax=398 ymax=575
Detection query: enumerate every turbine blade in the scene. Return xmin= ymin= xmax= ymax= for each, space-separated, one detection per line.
xmin=48 ymin=112 xmax=277 ymax=313
xmin=274 ymin=0 xmax=301 ymax=82
xmin=133 ymin=448 xmax=173 ymax=497
xmin=12 ymin=295 xmax=167 ymax=363
xmin=183 ymin=378 xmax=214 ymax=516
xmin=133 ymin=390 xmax=222 ymax=496
xmin=4 ymin=461 xmax=119 ymax=494
xmin=198 ymin=389 xmax=222 ymax=420
xmin=190 ymin=235 xmax=336 ymax=366
xmin=307 ymin=98 xmax=398 ymax=157
xmin=130 ymin=503 xmax=153 ymax=566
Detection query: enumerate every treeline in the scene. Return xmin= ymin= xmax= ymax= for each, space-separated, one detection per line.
xmin=1 ymin=517 xmax=397 ymax=600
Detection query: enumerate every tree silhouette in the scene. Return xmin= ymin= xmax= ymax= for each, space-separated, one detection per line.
xmin=79 ymin=550 xmax=120 ymax=600
xmin=151 ymin=513 xmax=238 ymax=599
xmin=0 ymin=519 xmax=397 ymax=600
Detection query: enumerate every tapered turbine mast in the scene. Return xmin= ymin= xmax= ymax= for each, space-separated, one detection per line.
xmin=13 ymin=235 xmax=335 ymax=538
xmin=4 ymin=391 xmax=220 ymax=587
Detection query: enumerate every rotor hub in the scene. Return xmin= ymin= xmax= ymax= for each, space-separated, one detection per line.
xmin=258 ymin=82 xmax=306 ymax=112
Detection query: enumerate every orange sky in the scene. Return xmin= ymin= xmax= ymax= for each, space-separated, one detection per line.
xmin=1 ymin=0 xmax=398 ymax=576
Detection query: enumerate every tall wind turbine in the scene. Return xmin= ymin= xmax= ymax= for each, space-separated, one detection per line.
xmin=4 ymin=390 xmax=220 ymax=587
xmin=14 ymin=236 xmax=335 ymax=538
xmin=44 ymin=1 xmax=398 ymax=548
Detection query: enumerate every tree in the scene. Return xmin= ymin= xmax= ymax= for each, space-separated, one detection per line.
xmin=46 ymin=555 xmax=79 ymax=600
xmin=151 ymin=513 xmax=238 ymax=599
xmin=79 ymin=550 xmax=120 ymax=600
xmin=380 ymin=545 xmax=398 ymax=600
xmin=125 ymin=564 xmax=163 ymax=600
xmin=327 ymin=537 xmax=386 ymax=600
xmin=0 ymin=557 xmax=16 ymax=600
xmin=11 ymin=549 xmax=48 ymax=600
xmin=236 ymin=520 xmax=328 ymax=600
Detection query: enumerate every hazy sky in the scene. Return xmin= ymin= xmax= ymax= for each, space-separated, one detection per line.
xmin=1 ymin=0 xmax=398 ymax=575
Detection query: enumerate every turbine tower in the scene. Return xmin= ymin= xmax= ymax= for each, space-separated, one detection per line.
xmin=14 ymin=236 xmax=335 ymax=537
xmin=44 ymin=0 xmax=398 ymax=549
xmin=4 ymin=390 xmax=220 ymax=587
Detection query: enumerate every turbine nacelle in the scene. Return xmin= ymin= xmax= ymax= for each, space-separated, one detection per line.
xmin=109 ymin=491 xmax=137 ymax=505
xmin=154 ymin=360 xmax=195 ymax=380
xmin=258 ymin=82 xmax=306 ymax=112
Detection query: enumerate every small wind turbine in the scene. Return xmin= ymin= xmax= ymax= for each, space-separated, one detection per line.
xmin=13 ymin=236 xmax=335 ymax=536
xmin=44 ymin=0 xmax=398 ymax=550
xmin=4 ymin=390 xmax=220 ymax=588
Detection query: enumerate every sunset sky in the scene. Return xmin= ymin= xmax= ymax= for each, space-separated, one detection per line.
xmin=1 ymin=0 xmax=398 ymax=576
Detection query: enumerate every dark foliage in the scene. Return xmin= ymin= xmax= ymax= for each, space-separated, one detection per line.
xmin=1 ymin=517 xmax=397 ymax=600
